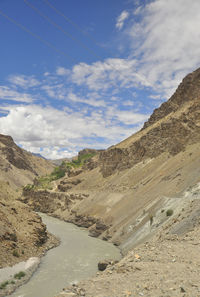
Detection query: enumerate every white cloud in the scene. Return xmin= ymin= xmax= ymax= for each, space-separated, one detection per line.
xmin=106 ymin=106 xmax=149 ymax=125
xmin=56 ymin=67 xmax=70 ymax=76
xmin=127 ymin=0 xmax=200 ymax=97
xmin=0 ymin=86 xmax=33 ymax=103
xmin=71 ymin=58 xmax=151 ymax=91
xmin=0 ymin=104 xmax=147 ymax=159
xmin=68 ymin=92 xmax=106 ymax=107
xmin=8 ymin=75 xmax=40 ymax=89
xmin=116 ymin=10 xmax=130 ymax=30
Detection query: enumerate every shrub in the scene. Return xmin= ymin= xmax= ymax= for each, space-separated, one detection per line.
xmin=23 ymin=184 xmax=34 ymax=191
xmin=50 ymin=166 xmax=66 ymax=180
xmin=12 ymin=250 xmax=20 ymax=257
xmin=0 ymin=281 xmax=9 ymax=290
xmin=14 ymin=271 xmax=26 ymax=279
xmin=149 ymin=214 xmax=153 ymax=225
xmin=166 ymin=209 xmax=173 ymax=216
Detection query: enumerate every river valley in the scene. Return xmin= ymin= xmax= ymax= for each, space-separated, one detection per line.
xmin=9 ymin=213 xmax=121 ymax=297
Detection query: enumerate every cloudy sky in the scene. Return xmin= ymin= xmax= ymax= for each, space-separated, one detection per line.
xmin=0 ymin=0 xmax=199 ymax=159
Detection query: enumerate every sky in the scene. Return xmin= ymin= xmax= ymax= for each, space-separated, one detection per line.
xmin=0 ymin=0 xmax=200 ymax=159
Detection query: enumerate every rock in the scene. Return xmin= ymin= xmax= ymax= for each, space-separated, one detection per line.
xmin=98 ymin=260 xmax=110 ymax=271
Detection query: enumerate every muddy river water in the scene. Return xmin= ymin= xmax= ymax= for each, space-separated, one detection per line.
xmin=10 ymin=213 xmax=121 ymax=297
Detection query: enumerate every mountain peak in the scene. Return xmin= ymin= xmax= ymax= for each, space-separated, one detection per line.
xmin=143 ymin=67 xmax=200 ymax=129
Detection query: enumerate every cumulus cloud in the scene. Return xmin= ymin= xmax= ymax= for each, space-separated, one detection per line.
xmin=116 ymin=10 xmax=130 ymax=30
xmin=0 ymin=104 xmax=146 ymax=159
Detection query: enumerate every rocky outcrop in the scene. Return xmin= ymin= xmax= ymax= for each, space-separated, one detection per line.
xmin=0 ymin=182 xmax=58 ymax=268
xmin=57 ymin=179 xmax=82 ymax=192
xmin=22 ymin=188 xmax=84 ymax=213
xmin=0 ymin=134 xmax=34 ymax=172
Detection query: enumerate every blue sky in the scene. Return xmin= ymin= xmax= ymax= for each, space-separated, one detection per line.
xmin=0 ymin=0 xmax=200 ymax=159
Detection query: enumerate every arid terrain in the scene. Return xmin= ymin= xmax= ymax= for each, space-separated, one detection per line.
xmin=0 ymin=67 xmax=200 ymax=296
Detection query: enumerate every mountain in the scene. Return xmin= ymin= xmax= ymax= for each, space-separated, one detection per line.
xmin=22 ymin=67 xmax=200 ymax=254
xmin=31 ymin=152 xmax=46 ymax=159
xmin=0 ymin=134 xmax=53 ymax=188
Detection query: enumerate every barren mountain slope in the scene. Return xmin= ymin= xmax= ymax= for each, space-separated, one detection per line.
xmin=0 ymin=136 xmax=57 ymax=272
xmin=0 ymin=134 xmax=54 ymax=188
xmin=22 ymin=68 xmax=200 ymax=252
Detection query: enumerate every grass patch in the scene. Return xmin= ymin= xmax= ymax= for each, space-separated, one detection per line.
xmin=14 ymin=271 xmax=26 ymax=280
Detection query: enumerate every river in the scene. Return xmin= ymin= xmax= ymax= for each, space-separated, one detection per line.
xmin=10 ymin=213 xmax=121 ymax=297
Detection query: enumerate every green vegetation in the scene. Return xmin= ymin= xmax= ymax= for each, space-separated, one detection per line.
xmin=23 ymin=166 xmax=66 ymax=190
xmin=12 ymin=250 xmax=20 ymax=257
xmin=23 ymin=184 xmax=35 ymax=191
xmin=14 ymin=271 xmax=26 ymax=280
xmin=166 ymin=209 xmax=173 ymax=216
xmin=0 ymin=281 xmax=9 ymax=290
xmin=23 ymin=152 xmax=96 ymax=190
xmin=65 ymin=152 xmax=96 ymax=169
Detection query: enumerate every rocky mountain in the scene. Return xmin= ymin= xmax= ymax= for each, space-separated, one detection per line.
xmin=0 ymin=134 xmax=54 ymax=188
xmin=22 ymin=67 xmax=200 ymax=255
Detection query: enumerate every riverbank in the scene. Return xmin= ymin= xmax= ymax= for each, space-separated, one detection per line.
xmin=56 ymin=225 xmax=200 ymax=297
xmin=0 ymin=231 xmax=59 ymax=297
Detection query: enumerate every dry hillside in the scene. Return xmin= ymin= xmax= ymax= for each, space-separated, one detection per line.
xmin=0 ymin=136 xmax=57 ymax=270
xmin=0 ymin=134 xmax=54 ymax=188
xmin=22 ymin=67 xmax=200 ymax=255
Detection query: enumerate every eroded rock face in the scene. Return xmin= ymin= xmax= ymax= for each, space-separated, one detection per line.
xmin=0 ymin=185 xmax=56 ymax=268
